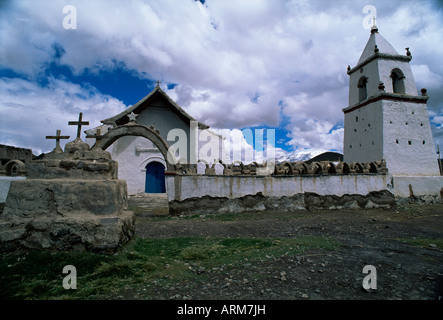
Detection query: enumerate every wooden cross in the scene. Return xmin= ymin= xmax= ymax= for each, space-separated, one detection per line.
xmin=86 ymin=128 xmax=104 ymax=149
xmin=46 ymin=129 xmax=70 ymax=150
xmin=155 ymin=80 xmax=161 ymax=87
xmin=86 ymin=128 xmax=103 ymax=143
xmin=68 ymin=112 xmax=89 ymax=139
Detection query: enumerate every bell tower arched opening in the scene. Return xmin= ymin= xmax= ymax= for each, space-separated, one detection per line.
xmin=391 ymin=69 xmax=406 ymax=94
xmin=358 ymin=76 xmax=368 ymax=102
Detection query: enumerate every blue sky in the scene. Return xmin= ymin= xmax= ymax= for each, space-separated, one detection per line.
xmin=1 ymin=0 xmax=442 ymax=159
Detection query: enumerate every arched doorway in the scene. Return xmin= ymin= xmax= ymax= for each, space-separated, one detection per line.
xmin=95 ymin=124 xmax=177 ymax=171
xmin=145 ymin=161 xmax=166 ymax=193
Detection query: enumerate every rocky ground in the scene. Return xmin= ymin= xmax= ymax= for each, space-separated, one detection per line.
xmin=131 ymin=195 xmax=443 ymax=300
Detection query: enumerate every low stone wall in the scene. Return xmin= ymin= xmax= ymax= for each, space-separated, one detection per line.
xmin=166 ymin=174 xmax=395 ymax=215
xmin=167 ymin=174 xmax=390 ymax=200
xmin=0 ymin=138 xmax=135 ymax=252
xmin=166 ymin=157 xmax=443 ymax=215
xmin=390 ymin=175 xmax=443 ymax=203
xmin=168 ymin=190 xmax=395 ymax=215
xmin=2 ymin=179 xmax=128 ymax=218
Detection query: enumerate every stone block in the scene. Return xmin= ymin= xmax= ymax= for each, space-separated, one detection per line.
xmin=0 ymin=211 xmax=135 ymax=252
xmin=2 ymin=179 xmax=128 ymax=218
xmin=0 ymin=138 xmax=134 ymax=252
xmin=26 ymin=160 xmax=118 ymax=180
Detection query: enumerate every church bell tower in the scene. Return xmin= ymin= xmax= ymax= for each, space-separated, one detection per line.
xmin=342 ymin=23 xmax=440 ymax=176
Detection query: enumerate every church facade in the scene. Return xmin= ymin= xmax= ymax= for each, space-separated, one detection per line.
xmin=86 ymin=84 xmax=225 ymax=195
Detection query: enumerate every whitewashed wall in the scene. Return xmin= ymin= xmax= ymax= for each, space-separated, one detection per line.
xmin=166 ymin=174 xmax=391 ymax=202
xmin=343 ymin=100 xmax=384 ymax=163
xmin=382 ymin=100 xmax=439 ymax=176
xmin=391 ymin=175 xmax=443 ymax=198
xmin=167 ymin=173 xmax=443 ymax=202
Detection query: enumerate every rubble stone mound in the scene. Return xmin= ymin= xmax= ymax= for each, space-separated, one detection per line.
xmin=0 ymin=138 xmax=135 ymax=252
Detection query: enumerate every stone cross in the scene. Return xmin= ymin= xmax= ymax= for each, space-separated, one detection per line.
xmin=68 ymin=112 xmax=89 ymax=139
xmin=46 ymin=129 xmax=70 ymax=151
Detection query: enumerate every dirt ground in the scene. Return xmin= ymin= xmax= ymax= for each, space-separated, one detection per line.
xmin=134 ymin=200 xmax=443 ymax=300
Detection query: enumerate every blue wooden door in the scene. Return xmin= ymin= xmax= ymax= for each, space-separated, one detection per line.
xmin=145 ymin=162 xmax=166 ymax=193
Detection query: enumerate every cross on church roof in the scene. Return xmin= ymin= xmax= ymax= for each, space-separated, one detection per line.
xmin=155 ymin=80 xmax=161 ymax=87
xmin=46 ymin=129 xmax=70 ymax=151
xmin=370 ymin=15 xmax=378 ymax=34
xmin=68 ymin=112 xmax=89 ymax=139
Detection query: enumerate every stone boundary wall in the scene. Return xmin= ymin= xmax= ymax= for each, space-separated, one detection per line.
xmin=0 ymin=144 xmax=33 ymax=176
xmin=166 ymin=172 xmax=395 ymax=215
xmin=390 ymin=175 xmax=443 ymax=202
xmin=166 ymin=158 xmax=443 ymax=215
xmin=172 ymin=159 xmax=388 ymax=176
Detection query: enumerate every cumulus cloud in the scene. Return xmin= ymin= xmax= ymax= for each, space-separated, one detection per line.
xmin=287 ymin=119 xmax=344 ymax=153
xmin=411 ymin=65 xmax=443 ymax=90
xmin=0 ymin=0 xmax=442 ymax=157
xmin=0 ymin=77 xmax=126 ymax=154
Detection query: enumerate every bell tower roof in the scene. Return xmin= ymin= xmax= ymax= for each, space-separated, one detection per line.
xmin=357 ymin=28 xmax=400 ymax=65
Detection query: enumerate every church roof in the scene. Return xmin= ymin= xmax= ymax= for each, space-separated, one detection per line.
xmin=357 ymin=27 xmax=401 ymax=65
xmin=347 ymin=26 xmax=411 ymax=76
xmin=101 ymin=85 xmax=209 ymax=129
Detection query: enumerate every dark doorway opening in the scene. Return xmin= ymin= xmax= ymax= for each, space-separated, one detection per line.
xmin=145 ymin=161 xmax=166 ymax=193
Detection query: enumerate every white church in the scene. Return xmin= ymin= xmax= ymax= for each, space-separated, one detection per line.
xmin=86 ymin=23 xmax=442 ymax=198
xmin=86 ymin=83 xmax=226 ymax=195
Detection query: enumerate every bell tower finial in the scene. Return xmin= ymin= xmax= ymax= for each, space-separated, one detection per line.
xmin=370 ymin=16 xmax=378 ymax=34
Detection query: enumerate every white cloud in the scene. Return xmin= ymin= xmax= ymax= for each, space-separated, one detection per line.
xmin=0 ymin=77 xmax=127 ymax=155
xmin=431 ymin=116 xmax=443 ymax=128
xmin=0 ymin=0 xmax=442 ymax=156
xmin=411 ymin=65 xmax=443 ymax=90
xmin=287 ymin=119 xmax=344 ymax=153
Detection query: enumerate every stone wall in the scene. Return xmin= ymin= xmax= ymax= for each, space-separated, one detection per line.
xmin=165 ymin=160 xmax=398 ymax=215
xmin=168 ymin=190 xmax=396 ymax=216
xmin=0 ymin=144 xmax=33 ymax=173
xmin=172 ymin=159 xmax=388 ymax=176
xmin=390 ymin=175 xmax=443 ymax=201
xmin=0 ymin=144 xmax=33 ymax=203
xmin=0 ymin=138 xmax=135 ymax=252
xmin=165 ymin=159 xmax=443 ymax=215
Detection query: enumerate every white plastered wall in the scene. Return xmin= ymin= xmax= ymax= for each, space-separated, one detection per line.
xmin=382 ymin=100 xmax=439 ymax=176
xmin=109 ymin=128 xmax=225 ymax=195
xmin=343 ymin=101 xmax=384 ymax=163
